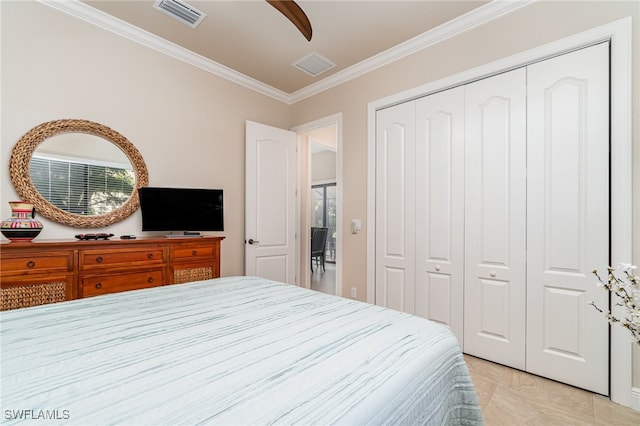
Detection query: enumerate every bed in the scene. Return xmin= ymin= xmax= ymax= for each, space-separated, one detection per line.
xmin=1 ymin=276 xmax=482 ymax=425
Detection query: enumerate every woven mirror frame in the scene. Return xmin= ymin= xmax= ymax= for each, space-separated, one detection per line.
xmin=9 ymin=119 xmax=149 ymax=228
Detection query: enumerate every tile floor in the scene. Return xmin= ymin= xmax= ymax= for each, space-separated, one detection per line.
xmin=464 ymin=355 xmax=640 ymax=425
xmin=310 ymin=261 xmax=336 ymax=295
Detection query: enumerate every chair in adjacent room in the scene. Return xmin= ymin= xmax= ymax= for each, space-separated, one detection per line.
xmin=310 ymin=227 xmax=329 ymax=273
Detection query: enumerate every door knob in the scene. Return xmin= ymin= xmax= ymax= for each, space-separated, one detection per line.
xmin=248 ymin=239 xmax=259 ymax=245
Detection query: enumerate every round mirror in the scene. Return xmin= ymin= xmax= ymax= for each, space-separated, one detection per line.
xmin=10 ymin=119 xmax=148 ymax=228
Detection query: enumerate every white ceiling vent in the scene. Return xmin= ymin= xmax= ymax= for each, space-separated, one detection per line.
xmin=153 ymin=0 xmax=206 ymax=28
xmin=293 ymin=53 xmax=336 ymax=77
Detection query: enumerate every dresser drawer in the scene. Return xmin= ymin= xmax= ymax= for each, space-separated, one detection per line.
xmin=1 ymin=251 xmax=73 ymax=276
xmin=79 ymin=247 xmax=165 ymax=270
xmin=170 ymin=243 xmax=216 ymax=261
xmin=80 ymin=268 xmax=165 ymax=297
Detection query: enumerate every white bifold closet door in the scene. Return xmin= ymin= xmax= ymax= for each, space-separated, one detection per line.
xmin=375 ymin=42 xmax=609 ymax=394
xmin=375 ymin=88 xmax=465 ymax=344
xmin=414 ymin=88 xmax=465 ymax=342
xmin=375 ymin=101 xmax=416 ymax=315
xmin=525 ymin=42 xmax=609 ymax=395
xmin=464 ymin=43 xmax=609 ymax=393
xmin=463 ymin=68 xmax=527 ymax=370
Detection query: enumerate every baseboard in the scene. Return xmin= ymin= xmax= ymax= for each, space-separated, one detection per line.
xmin=632 ymin=387 xmax=640 ymax=411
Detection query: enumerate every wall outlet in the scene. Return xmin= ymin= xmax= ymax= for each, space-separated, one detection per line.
xmin=351 ymin=287 xmax=357 ymax=298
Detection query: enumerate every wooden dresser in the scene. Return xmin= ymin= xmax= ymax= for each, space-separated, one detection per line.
xmin=0 ymin=236 xmax=223 ymax=310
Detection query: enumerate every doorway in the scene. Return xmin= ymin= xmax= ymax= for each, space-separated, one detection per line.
xmin=312 ymin=182 xmax=337 ymax=264
xmin=292 ymin=113 xmax=342 ymax=297
xmin=310 ymin=151 xmax=336 ymax=295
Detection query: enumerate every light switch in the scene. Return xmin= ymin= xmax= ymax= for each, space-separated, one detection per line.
xmin=351 ymin=219 xmax=361 ymax=234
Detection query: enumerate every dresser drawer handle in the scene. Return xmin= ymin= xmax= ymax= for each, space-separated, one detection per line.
xmin=192 ymin=250 xmax=198 ymax=256
xmin=147 ymin=253 xmax=154 ymax=259
xmin=147 ymin=276 xmax=154 ymax=283
xmin=95 ymin=282 xmax=102 ymax=289
xmin=96 ymin=256 xmax=103 ymax=263
xmin=26 ymin=260 xmax=36 ymax=268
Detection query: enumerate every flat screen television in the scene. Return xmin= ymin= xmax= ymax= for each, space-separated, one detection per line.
xmin=138 ymin=187 xmax=223 ymax=232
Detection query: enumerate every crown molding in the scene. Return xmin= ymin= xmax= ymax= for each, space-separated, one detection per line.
xmin=289 ymin=0 xmax=535 ymax=103
xmin=39 ymin=0 xmax=533 ymax=105
xmin=37 ymin=0 xmax=291 ymax=103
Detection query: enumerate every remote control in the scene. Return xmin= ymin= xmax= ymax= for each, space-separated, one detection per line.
xmin=120 ymin=235 xmax=136 ymax=239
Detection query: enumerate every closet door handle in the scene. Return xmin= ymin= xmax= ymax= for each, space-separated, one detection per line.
xmin=248 ymin=239 xmax=259 ymax=245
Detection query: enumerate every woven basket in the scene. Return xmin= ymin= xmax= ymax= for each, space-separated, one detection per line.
xmin=1 ymin=281 xmax=67 ymax=311
xmin=174 ymin=267 xmax=213 ymax=284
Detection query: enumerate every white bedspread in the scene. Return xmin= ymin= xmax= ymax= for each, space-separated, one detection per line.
xmin=1 ymin=276 xmax=482 ymax=425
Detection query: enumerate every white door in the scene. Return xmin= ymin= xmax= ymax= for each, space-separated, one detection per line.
xmin=375 ymin=102 xmax=416 ymax=313
xmin=526 ymin=43 xmax=609 ymax=395
xmin=464 ymin=68 xmax=527 ymax=369
xmin=414 ymin=87 xmax=465 ymax=343
xmin=245 ymin=121 xmax=297 ymax=284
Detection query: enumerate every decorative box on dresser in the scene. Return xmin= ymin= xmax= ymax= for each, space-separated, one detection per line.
xmin=0 ymin=236 xmax=223 ymax=310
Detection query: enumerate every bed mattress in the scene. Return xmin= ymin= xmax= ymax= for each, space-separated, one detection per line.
xmin=1 ymin=276 xmax=482 ymax=425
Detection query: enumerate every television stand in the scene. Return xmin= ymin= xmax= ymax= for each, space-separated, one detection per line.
xmin=0 ymin=236 xmax=224 ymax=310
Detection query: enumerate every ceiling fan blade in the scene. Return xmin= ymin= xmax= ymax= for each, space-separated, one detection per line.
xmin=266 ymin=0 xmax=312 ymax=41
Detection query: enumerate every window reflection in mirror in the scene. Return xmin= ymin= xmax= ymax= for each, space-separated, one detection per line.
xmin=30 ymin=134 xmax=135 ymax=216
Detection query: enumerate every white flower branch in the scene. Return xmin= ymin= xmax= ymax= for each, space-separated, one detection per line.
xmin=590 ymin=264 xmax=640 ymax=345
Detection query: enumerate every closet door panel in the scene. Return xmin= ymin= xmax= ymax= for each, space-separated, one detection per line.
xmin=526 ymin=42 xmax=609 ymax=395
xmin=375 ymin=102 xmax=416 ymax=313
xmin=464 ymin=68 xmax=527 ymax=369
xmin=415 ymin=87 xmax=465 ymax=343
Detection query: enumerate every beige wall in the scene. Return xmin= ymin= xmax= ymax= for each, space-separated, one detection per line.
xmin=290 ymin=0 xmax=639 ymax=385
xmin=0 ymin=1 xmax=291 ymax=277
xmin=311 ymin=150 xmax=337 ymax=183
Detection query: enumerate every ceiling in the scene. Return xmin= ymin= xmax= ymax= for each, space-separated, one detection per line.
xmin=78 ymin=0 xmax=491 ymax=98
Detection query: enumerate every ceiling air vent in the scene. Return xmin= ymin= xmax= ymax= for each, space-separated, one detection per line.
xmin=293 ymin=52 xmax=336 ymax=77
xmin=153 ymin=0 xmax=206 ymax=28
